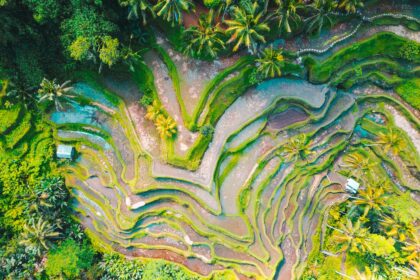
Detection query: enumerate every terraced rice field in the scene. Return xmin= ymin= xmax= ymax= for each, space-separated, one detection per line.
xmin=48 ymin=30 xmax=420 ymax=279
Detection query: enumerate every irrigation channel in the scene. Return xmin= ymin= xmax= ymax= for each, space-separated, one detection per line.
xmin=51 ymin=25 xmax=420 ymax=279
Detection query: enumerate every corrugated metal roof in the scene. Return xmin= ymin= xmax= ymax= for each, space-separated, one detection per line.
xmin=57 ymin=144 xmax=74 ymax=159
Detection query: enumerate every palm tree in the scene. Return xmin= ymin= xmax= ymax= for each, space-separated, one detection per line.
xmin=305 ymin=0 xmax=337 ymax=35
xmin=256 ymin=46 xmax=285 ymax=78
xmin=19 ymin=218 xmax=60 ymax=256
xmin=38 ymin=78 xmax=73 ymax=111
xmin=341 ymin=152 xmax=376 ymax=179
xmin=339 ymin=0 xmax=363 ymax=14
xmin=377 ymin=128 xmax=406 ymax=155
xmin=153 ymin=0 xmax=194 ymax=26
xmin=156 ymin=115 xmax=177 ymax=138
xmin=331 ymin=219 xmax=370 ymax=273
xmin=380 ymin=215 xmax=415 ymax=242
xmin=145 ymin=100 xmax=162 ymax=121
xmin=119 ymin=0 xmax=155 ymax=25
xmin=183 ymin=11 xmax=225 ymax=59
xmin=5 ymin=82 xmax=37 ymax=109
xmin=402 ymin=235 xmax=420 ymax=262
xmin=351 ymin=186 xmax=389 ymax=218
xmin=271 ymin=0 xmax=303 ymax=34
xmin=281 ymin=134 xmax=312 ymax=162
xmin=225 ymin=2 xmax=270 ymax=54
xmin=354 ymin=266 xmax=384 ymax=280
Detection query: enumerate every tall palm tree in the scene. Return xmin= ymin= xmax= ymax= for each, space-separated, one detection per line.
xmin=341 ymin=152 xmax=376 ymax=179
xmin=351 ymin=186 xmax=389 ymax=218
xmin=225 ymin=2 xmax=270 ymax=54
xmin=153 ymin=0 xmax=194 ymax=26
xmin=38 ymin=78 xmax=73 ymax=111
xmin=332 ymin=219 xmax=370 ymax=273
xmin=305 ymin=0 xmax=337 ymax=35
xmin=377 ymin=128 xmax=406 ymax=155
xmin=19 ymin=218 xmax=60 ymax=256
xmin=256 ymin=46 xmax=285 ymax=78
xmin=156 ymin=115 xmax=177 ymax=138
xmin=145 ymin=100 xmax=162 ymax=121
xmin=271 ymin=0 xmax=303 ymax=34
xmin=339 ymin=0 xmax=363 ymax=14
xmin=380 ymin=215 xmax=415 ymax=242
xmin=183 ymin=11 xmax=225 ymax=59
xmin=5 ymin=82 xmax=37 ymax=109
xmin=119 ymin=0 xmax=155 ymax=25
xmin=281 ymin=134 xmax=312 ymax=162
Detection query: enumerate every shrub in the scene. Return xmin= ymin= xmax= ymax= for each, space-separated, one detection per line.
xmin=396 ymin=78 xmax=420 ymax=110
xmin=203 ymin=0 xmax=221 ymax=8
xmin=100 ymin=254 xmax=143 ymax=280
xmin=199 ymin=124 xmax=215 ymax=137
xmin=45 ymin=239 xmax=94 ymax=278
xmin=399 ymin=41 xmax=419 ymax=61
xmin=140 ymin=93 xmax=154 ymax=107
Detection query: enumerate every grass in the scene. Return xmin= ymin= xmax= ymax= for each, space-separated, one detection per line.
xmin=305 ymin=32 xmax=420 ymax=84
xmin=396 ymin=78 xmax=420 ymax=110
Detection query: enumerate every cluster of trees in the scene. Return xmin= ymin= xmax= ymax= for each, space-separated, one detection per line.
xmin=1 ymin=0 xmax=368 ymax=94
xmin=180 ymin=0 xmax=366 ymax=58
xmin=303 ymin=135 xmax=419 ymax=279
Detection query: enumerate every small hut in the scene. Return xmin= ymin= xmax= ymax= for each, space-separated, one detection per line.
xmin=56 ymin=144 xmax=75 ymax=160
xmin=345 ymin=178 xmax=360 ymax=194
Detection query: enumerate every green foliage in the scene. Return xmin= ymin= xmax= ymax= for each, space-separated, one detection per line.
xmin=99 ymin=36 xmax=120 ymax=67
xmin=61 ymin=6 xmax=118 ymax=48
xmin=153 ymin=0 xmax=194 ymax=26
xmin=100 ymin=254 xmax=143 ymax=280
xmin=69 ymin=36 xmax=92 ymax=61
xmin=399 ymin=41 xmax=419 ymax=61
xmin=307 ymin=32 xmax=420 ymax=83
xmin=225 ymin=2 xmax=270 ymax=53
xmin=387 ymin=192 xmax=420 ymax=224
xmin=46 ymin=238 xmax=95 ymax=278
xmin=183 ymin=11 xmax=226 ymax=59
xmin=22 ymin=0 xmax=60 ymax=23
xmin=366 ymin=234 xmax=395 ymax=257
xmin=200 ymin=124 xmax=215 ymax=137
xmin=142 ymin=260 xmax=199 ymax=280
xmin=396 ymin=78 xmax=420 ymax=110
xmin=140 ymin=93 xmax=154 ymax=107
xmin=203 ymin=0 xmax=221 ymax=8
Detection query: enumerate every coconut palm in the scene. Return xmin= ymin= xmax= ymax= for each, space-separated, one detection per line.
xmin=402 ymin=235 xmax=420 ymax=262
xmin=5 ymin=82 xmax=37 ymax=109
xmin=354 ymin=266 xmax=384 ymax=280
xmin=305 ymin=0 xmax=337 ymax=35
xmin=156 ymin=115 xmax=177 ymax=138
xmin=153 ymin=0 xmax=194 ymax=26
xmin=339 ymin=0 xmax=363 ymax=14
xmin=341 ymin=152 xmax=376 ymax=179
xmin=38 ymin=78 xmax=73 ymax=111
xmin=332 ymin=219 xmax=370 ymax=254
xmin=281 ymin=134 xmax=312 ymax=162
xmin=145 ymin=100 xmax=162 ymax=121
xmin=183 ymin=11 xmax=225 ymax=59
xmin=225 ymin=2 xmax=270 ymax=54
xmin=377 ymin=128 xmax=406 ymax=155
xmin=19 ymin=218 xmax=60 ymax=256
xmin=120 ymin=0 xmax=155 ymax=25
xmin=351 ymin=186 xmax=389 ymax=218
xmin=380 ymin=215 xmax=415 ymax=242
xmin=271 ymin=0 xmax=303 ymax=34
xmin=332 ymin=219 xmax=370 ymax=273
xmin=256 ymin=46 xmax=285 ymax=78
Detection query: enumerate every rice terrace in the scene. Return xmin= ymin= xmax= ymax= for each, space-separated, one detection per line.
xmin=0 ymin=0 xmax=419 ymax=279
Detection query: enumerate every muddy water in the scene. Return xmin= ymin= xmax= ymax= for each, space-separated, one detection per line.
xmin=268 ymin=107 xmax=309 ymax=130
